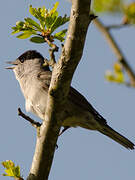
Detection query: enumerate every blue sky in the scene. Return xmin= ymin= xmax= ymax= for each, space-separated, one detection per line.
xmin=1 ymin=0 xmax=135 ymax=180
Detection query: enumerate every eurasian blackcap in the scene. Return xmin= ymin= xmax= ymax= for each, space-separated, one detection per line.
xmin=7 ymin=50 xmax=134 ymax=150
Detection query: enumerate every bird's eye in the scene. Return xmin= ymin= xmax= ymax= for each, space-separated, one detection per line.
xmin=19 ymin=58 xmax=24 ymax=63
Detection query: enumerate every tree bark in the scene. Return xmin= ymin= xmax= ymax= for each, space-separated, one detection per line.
xmin=27 ymin=0 xmax=92 ymax=179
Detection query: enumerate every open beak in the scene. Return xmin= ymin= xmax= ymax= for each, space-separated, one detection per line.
xmin=5 ymin=59 xmax=19 ymax=70
xmin=5 ymin=66 xmax=15 ymax=70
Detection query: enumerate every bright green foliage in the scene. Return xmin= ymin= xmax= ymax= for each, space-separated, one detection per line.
xmin=11 ymin=2 xmax=69 ymax=44
xmin=54 ymin=29 xmax=67 ymax=42
xmin=123 ymin=2 xmax=135 ymax=24
xmin=2 ymin=160 xmax=23 ymax=179
xmin=92 ymin=0 xmax=123 ymax=14
xmin=105 ymin=63 xmax=125 ymax=84
xmin=92 ymin=0 xmax=135 ymax=24
xmin=30 ymin=36 xmax=46 ymax=43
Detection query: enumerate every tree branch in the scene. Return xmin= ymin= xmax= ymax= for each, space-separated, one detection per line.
xmin=93 ymin=18 xmax=135 ymax=87
xmin=43 ymin=49 xmax=56 ymax=69
xmin=27 ymin=0 xmax=92 ymax=180
xmin=18 ymin=108 xmax=41 ymax=128
xmin=106 ymin=23 xmax=130 ymax=30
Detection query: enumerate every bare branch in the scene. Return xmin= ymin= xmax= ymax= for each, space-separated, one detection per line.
xmin=106 ymin=23 xmax=130 ymax=30
xmin=44 ymin=37 xmax=59 ymax=52
xmin=18 ymin=108 xmax=41 ymax=128
xmin=43 ymin=49 xmax=56 ymax=69
xmin=27 ymin=0 xmax=92 ymax=179
xmin=15 ymin=177 xmax=24 ymax=180
xmin=93 ymin=18 xmax=135 ymax=87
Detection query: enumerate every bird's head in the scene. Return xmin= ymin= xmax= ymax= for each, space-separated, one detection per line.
xmin=6 ymin=50 xmax=50 ymax=80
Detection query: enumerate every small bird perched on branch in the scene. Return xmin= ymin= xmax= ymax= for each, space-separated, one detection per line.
xmin=7 ymin=50 xmax=134 ymax=150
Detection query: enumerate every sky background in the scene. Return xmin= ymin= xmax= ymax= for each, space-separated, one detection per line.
xmin=0 ymin=0 xmax=135 ymax=180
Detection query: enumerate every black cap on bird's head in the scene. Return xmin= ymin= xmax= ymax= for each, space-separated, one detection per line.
xmin=6 ymin=50 xmax=50 ymax=71
xmin=18 ymin=50 xmax=44 ymax=63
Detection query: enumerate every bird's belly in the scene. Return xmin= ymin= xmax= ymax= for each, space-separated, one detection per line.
xmin=25 ymin=99 xmax=33 ymax=112
xmin=25 ymin=98 xmax=45 ymax=120
xmin=25 ymin=98 xmax=100 ymax=130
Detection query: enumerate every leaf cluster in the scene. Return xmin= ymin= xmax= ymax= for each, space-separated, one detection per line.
xmin=11 ymin=2 xmax=69 ymax=44
xmin=105 ymin=63 xmax=125 ymax=84
xmin=92 ymin=0 xmax=123 ymax=14
xmin=92 ymin=0 xmax=135 ymax=25
xmin=123 ymin=2 xmax=135 ymax=24
xmin=2 ymin=160 xmax=23 ymax=179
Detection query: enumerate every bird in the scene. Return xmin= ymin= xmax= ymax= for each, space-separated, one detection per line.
xmin=6 ymin=50 xmax=134 ymax=150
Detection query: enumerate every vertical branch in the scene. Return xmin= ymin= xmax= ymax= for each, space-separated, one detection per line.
xmin=27 ymin=0 xmax=92 ymax=180
xmin=94 ymin=18 xmax=135 ymax=87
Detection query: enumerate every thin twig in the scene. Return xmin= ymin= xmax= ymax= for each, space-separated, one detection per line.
xmin=106 ymin=23 xmax=130 ymax=30
xmin=43 ymin=49 xmax=56 ymax=69
xmin=93 ymin=18 xmax=135 ymax=87
xmin=40 ymin=31 xmax=59 ymax=51
xmin=18 ymin=108 xmax=41 ymax=128
xmin=15 ymin=177 xmax=24 ymax=180
xmin=49 ymin=49 xmax=56 ymax=68
xmin=44 ymin=37 xmax=59 ymax=52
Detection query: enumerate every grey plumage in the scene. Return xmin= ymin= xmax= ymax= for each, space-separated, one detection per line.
xmin=7 ymin=50 xmax=134 ymax=150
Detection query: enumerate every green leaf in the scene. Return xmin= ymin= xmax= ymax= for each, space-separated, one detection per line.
xmin=30 ymin=36 xmax=45 ymax=43
xmin=115 ymin=72 xmax=125 ymax=83
xmin=11 ymin=2 xmax=69 ymax=43
xmin=54 ymin=29 xmax=67 ymax=42
xmin=17 ymin=31 xmax=34 ymax=39
xmin=105 ymin=71 xmax=115 ymax=82
xmin=40 ymin=6 xmax=46 ymax=17
xmin=49 ymin=2 xmax=59 ymax=15
xmin=29 ymin=5 xmax=46 ymax=30
xmin=11 ymin=28 xmax=20 ymax=35
xmin=45 ymin=11 xmax=58 ymax=30
xmin=29 ymin=5 xmax=36 ymax=16
xmin=14 ymin=166 xmax=20 ymax=177
xmin=12 ymin=20 xmax=37 ymax=34
xmin=2 ymin=160 xmax=14 ymax=169
xmin=124 ymin=2 xmax=135 ymax=24
xmin=105 ymin=65 xmax=125 ymax=84
xmin=92 ymin=0 xmax=123 ymax=14
xmin=24 ymin=18 xmax=41 ymax=30
xmin=1 ymin=160 xmax=22 ymax=179
xmin=12 ymin=21 xmax=25 ymax=32
xmin=16 ymin=21 xmax=25 ymax=27
xmin=29 ymin=5 xmax=44 ymax=21
xmin=50 ymin=15 xmax=69 ymax=33
xmin=5 ymin=168 xmax=14 ymax=177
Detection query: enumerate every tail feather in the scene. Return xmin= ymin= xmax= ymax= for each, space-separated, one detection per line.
xmin=98 ymin=125 xmax=134 ymax=150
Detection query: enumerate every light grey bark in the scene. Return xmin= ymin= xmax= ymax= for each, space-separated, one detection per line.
xmin=27 ymin=0 xmax=92 ymax=179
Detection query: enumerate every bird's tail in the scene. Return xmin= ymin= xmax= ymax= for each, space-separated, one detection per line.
xmin=98 ymin=125 xmax=134 ymax=150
